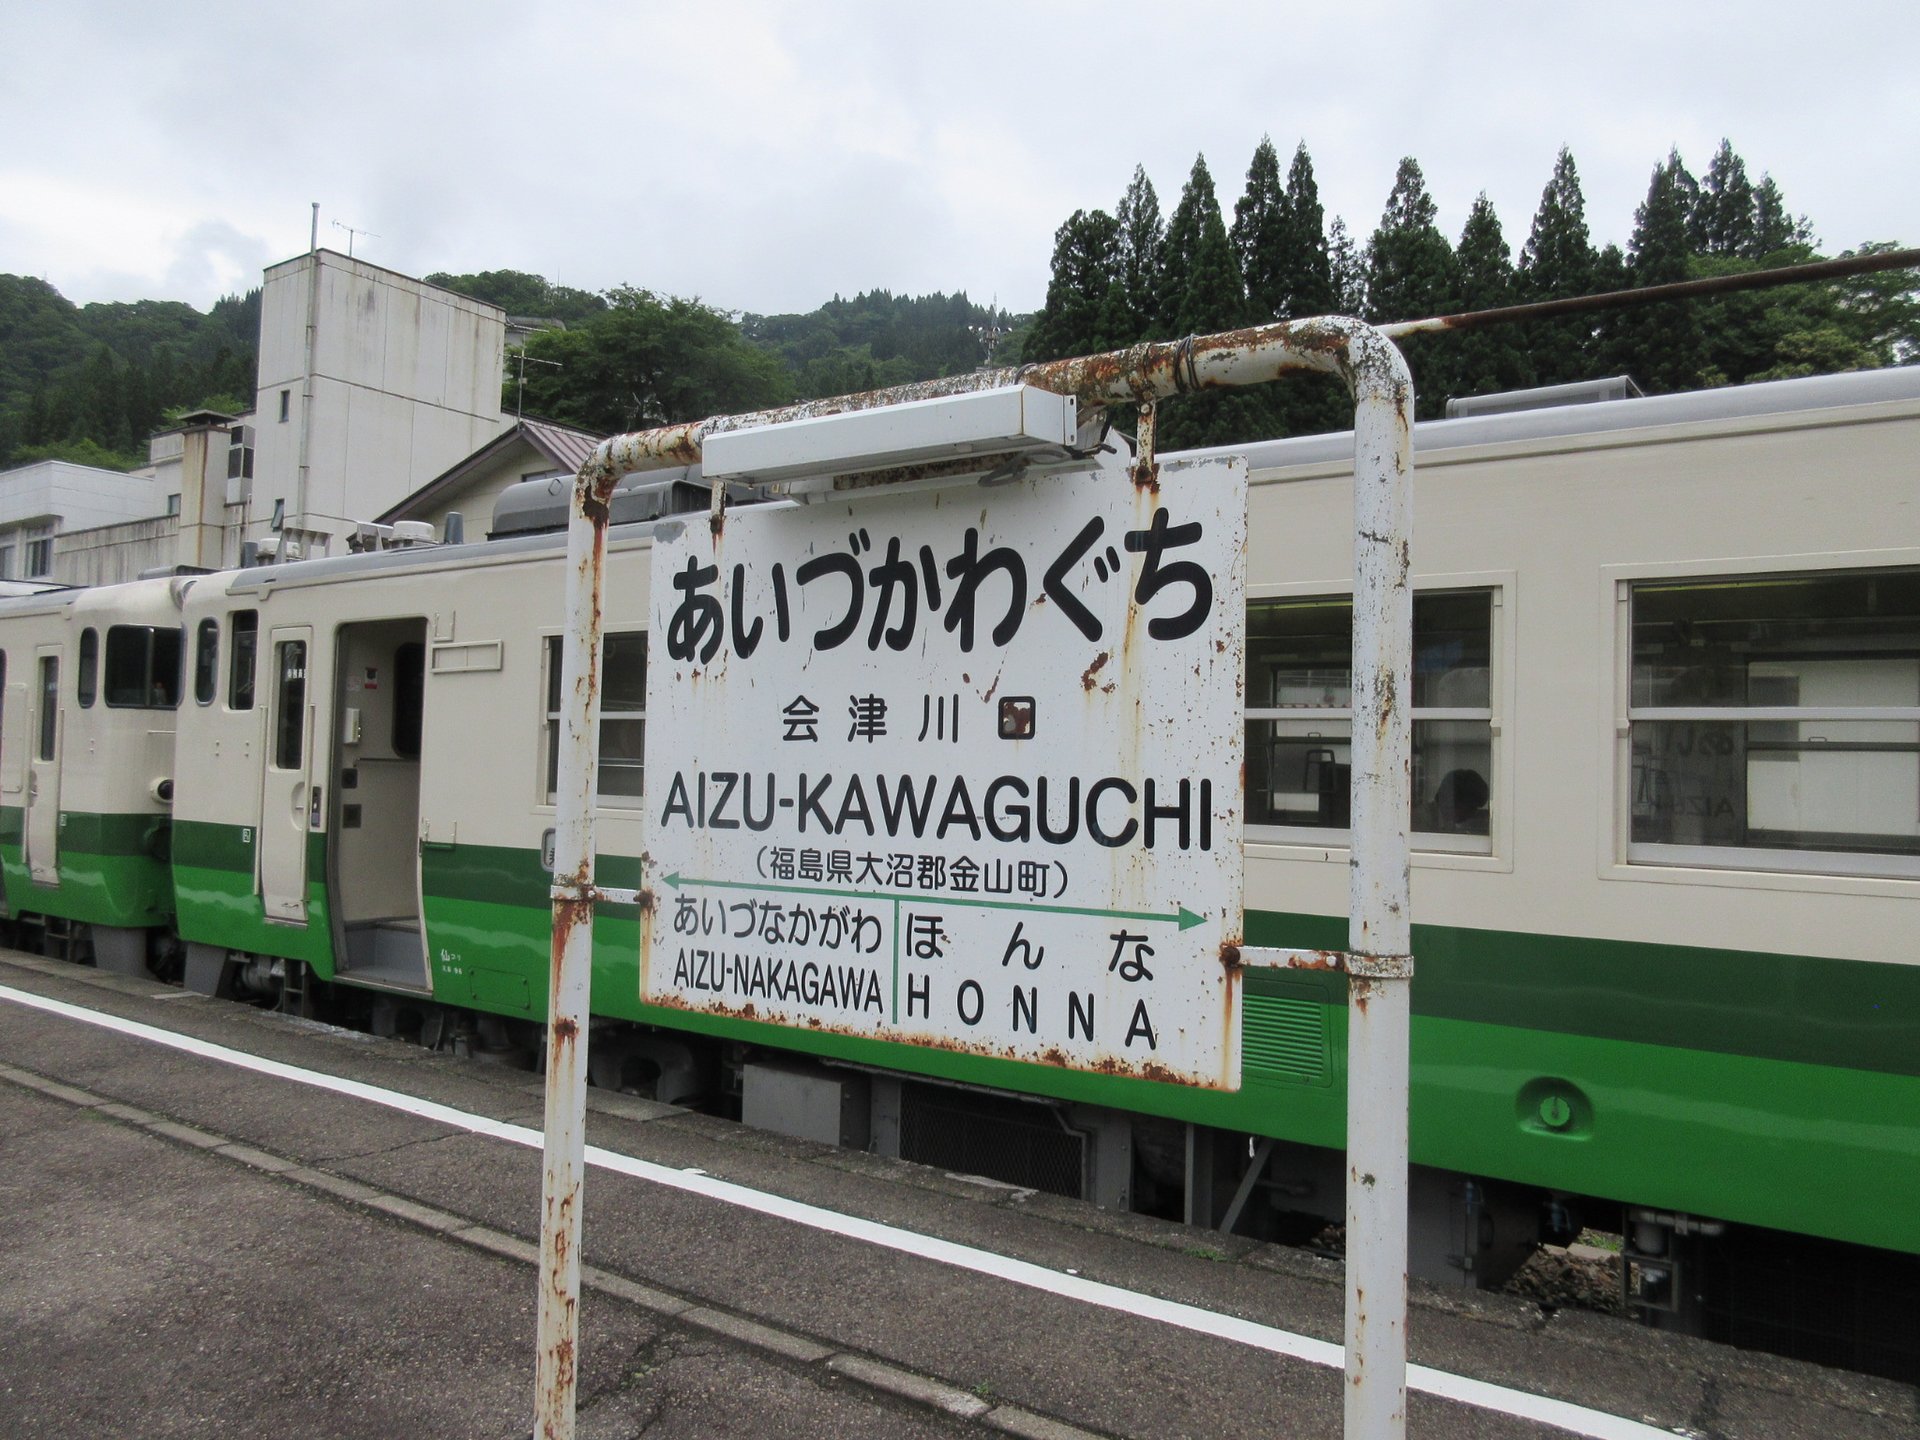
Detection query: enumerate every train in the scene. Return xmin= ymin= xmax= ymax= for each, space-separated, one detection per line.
xmin=2 ymin=363 xmax=1916 ymax=1380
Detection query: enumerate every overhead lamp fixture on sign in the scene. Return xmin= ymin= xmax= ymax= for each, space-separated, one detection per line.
xmin=700 ymin=385 xmax=1086 ymax=499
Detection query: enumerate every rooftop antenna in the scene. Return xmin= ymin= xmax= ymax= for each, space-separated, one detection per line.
xmin=330 ymin=218 xmax=379 ymax=259
xmin=509 ymin=350 xmax=561 ymax=418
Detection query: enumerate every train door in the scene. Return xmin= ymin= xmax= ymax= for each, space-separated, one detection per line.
xmin=260 ymin=626 xmax=314 ymax=922
xmin=25 ymin=646 xmax=62 ymax=886
xmin=328 ymin=618 xmax=429 ymax=991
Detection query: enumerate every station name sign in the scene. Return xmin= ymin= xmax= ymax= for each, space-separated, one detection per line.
xmin=643 ymin=456 xmax=1245 ymax=1088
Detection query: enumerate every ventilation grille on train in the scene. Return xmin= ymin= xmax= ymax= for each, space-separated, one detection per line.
xmin=1242 ymin=992 xmax=1329 ymax=1083
xmin=898 ymin=1083 xmax=1086 ymax=1199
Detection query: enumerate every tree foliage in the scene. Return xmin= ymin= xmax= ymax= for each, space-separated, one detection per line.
xmin=425 ymin=269 xmax=608 ymax=325
xmin=1516 ymin=148 xmax=1598 ymax=387
xmin=1452 ymin=194 xmax=1532 ymax=397
xmin=1023 ymin=209 xmax=1121 ymax=364
xmin=1614 ymin=150 xmax=1705 ymax=390
xmin=1156 ymin=154 xmax=1264 ymax=448
xmin=0 ymin=275 xmax=259 ymax=470
xmin=744 ymin=289 xmax=1007 ymax=401
xmin=515 ymin=287 xmax=790 ymax=432
xmin=1366 ymin=158 xmax=1458 ymax=414
xmin=1102 ymin=166 xmax=1166 ymax=347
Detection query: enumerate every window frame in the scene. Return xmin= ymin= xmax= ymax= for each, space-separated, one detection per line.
xmin=193 ymin=619 xmax=219 ymax=705
xmin=24 ymin=531 xmax=52 ymax=579
xmin=36 ymin=655 xmax=58 ymax=761
xmin=77 ymin=628 xmax=98 ymax=708
xmin=542 ymin=629 xmax=647 ymax=810
xmin=272 ymin=639 xmax=307 ymax=772
xmin=1243 ymin=573 xmax=1512 ymax=871
xmin=1611 ymin=555 xmax=1920 ymax=884
xmin=102 ymin=624 xmax=185 ymax=710
xmin=228 ymin=610 xmax=258 ymax=711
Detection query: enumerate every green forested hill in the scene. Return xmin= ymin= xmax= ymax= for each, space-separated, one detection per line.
xmin=0 ymin=276 xmax=259 ymax=470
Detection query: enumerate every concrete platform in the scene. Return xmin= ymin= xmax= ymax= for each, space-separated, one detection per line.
xmin=0 ymin=950 xmax=1914 ymax=1440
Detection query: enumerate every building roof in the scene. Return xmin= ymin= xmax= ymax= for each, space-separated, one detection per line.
xmin=375 ymin=415 xmax=604 ymax=524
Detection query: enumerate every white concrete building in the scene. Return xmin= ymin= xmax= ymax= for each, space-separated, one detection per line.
xmin=24 ymin=250 xmax=511 ymax=584
xmin=0 ymin=459 xmax=167 ymax=585
xmin=250 ymin=250 xmax=507 ymax=557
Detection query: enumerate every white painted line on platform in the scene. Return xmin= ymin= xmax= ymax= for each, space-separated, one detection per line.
xmin=0 ymin=982 xmax=1676 ymax=1440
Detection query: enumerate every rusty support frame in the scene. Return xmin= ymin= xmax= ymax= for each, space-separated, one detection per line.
xmin=533 ymin=465 xmax=610 ymax=1439
xmin=540 ymin=313 xmax=1415 ymax=1440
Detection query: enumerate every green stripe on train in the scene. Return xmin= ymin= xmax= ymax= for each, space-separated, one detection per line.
xmin=143 ymin=826 xmax=1920 ymax=1255
xmin=410 ymin=870 xmax=1920 ymax=1255
xmin=172 ymin=822 xmax=337 ymax=973
xmin=0 ymin=807 xmax=174 ymax=927
xmin=1245 ymin=908 xmax=1920 ymax=1080
xmin=410 ymin=838 xmax=1920 ymax=1080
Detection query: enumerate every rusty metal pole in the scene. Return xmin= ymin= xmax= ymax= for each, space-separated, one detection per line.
xmin=1340 ymin=329 xmax=1415 ymax=1440
xmin=533 ymin=470 xmax=612 ymax=1440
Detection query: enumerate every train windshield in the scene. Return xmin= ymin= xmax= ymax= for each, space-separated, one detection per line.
xmin=104 ymin=625 xmax=185 ymax=709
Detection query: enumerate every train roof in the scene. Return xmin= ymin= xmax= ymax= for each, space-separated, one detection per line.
xmin=1178 ymin=364 xmax=1920 ymax=474
xmin=48 ymin=365 xmax=1920 ymax=606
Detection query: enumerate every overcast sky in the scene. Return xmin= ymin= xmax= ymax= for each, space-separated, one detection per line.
xmin=5 ymin=2 xmax=1917 ymax=320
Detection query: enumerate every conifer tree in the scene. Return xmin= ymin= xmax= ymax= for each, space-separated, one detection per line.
xmin=1697 ymin=140 xmax=1757 ymax=258
xmin=1328 ymin=217 xmax=1367 ymax=315
xmin=1749 ymin=176 xmax=1809 ymax=258
xmin=1155 ymin=154 xmax=1259 ymax=448
xmin=1365 ymin=157 xmax=1457 ymax=414
xmin=1023 ymin=209 xmax=1120 ymax=364
xmin=1232 ymin=139 xmax=1289 ymax=320
xmin=1451 ymin=194 xmax=1532 ymax=397
xmin=1274 ymin=143 xmax=1347 ymax=434
xmin=1227 ymin=138 xmax=1292 ymax=442
xmin=1279 ymin=144 xmax=1337 ymax=318
xmin=1517 ymin=148 xmax=1598 ymax=386
xmin=1102 ymin=166 xmax=1165 ymax=345
xmin=1615 ymin=151 xmax=1704 ymax=392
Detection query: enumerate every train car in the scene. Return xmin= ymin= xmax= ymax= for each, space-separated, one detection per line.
xmin=0 ymin=577 xmax=190 ymax=972
xmin=1217 ymin=364 xmax=1920 ymax=1368
xmin=168 ymin=479 xmax=693 ymax=1059
xmin=13 ymin=363 xmax=1920 ymax=1376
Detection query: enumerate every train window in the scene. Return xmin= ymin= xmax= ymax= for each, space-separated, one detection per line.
xmin=1245 ymin=590 xmax=1494 ymax=846
xmin=544 ymin=631 xmax=646 ymax=806
xmin=37 ymin=656 xmax=57 ymax=761
xmin=229 ymin=611 xmax=258 ymax=710
xmin=274 ymin=640 xmax=307 ymax=770
xmin=392 ymin=641 xmax=424 ymax=759
xmin=77 ymin=628 xmax=98 ymax=708
xmin=193 ymin=620 xmax=219 ymax=705
xmin=104 ymin=625 xmax=184 ymax=709
xmin=1627 ymin=568 xmax=1920 ymax=873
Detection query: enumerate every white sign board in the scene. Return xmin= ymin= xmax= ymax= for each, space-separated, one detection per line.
xmin=643 ymin=454 xmax=1245 ymax=1088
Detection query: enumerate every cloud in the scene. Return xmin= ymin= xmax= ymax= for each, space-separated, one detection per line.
xmin=4 ymin=0 xmax=1917 ymax=318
